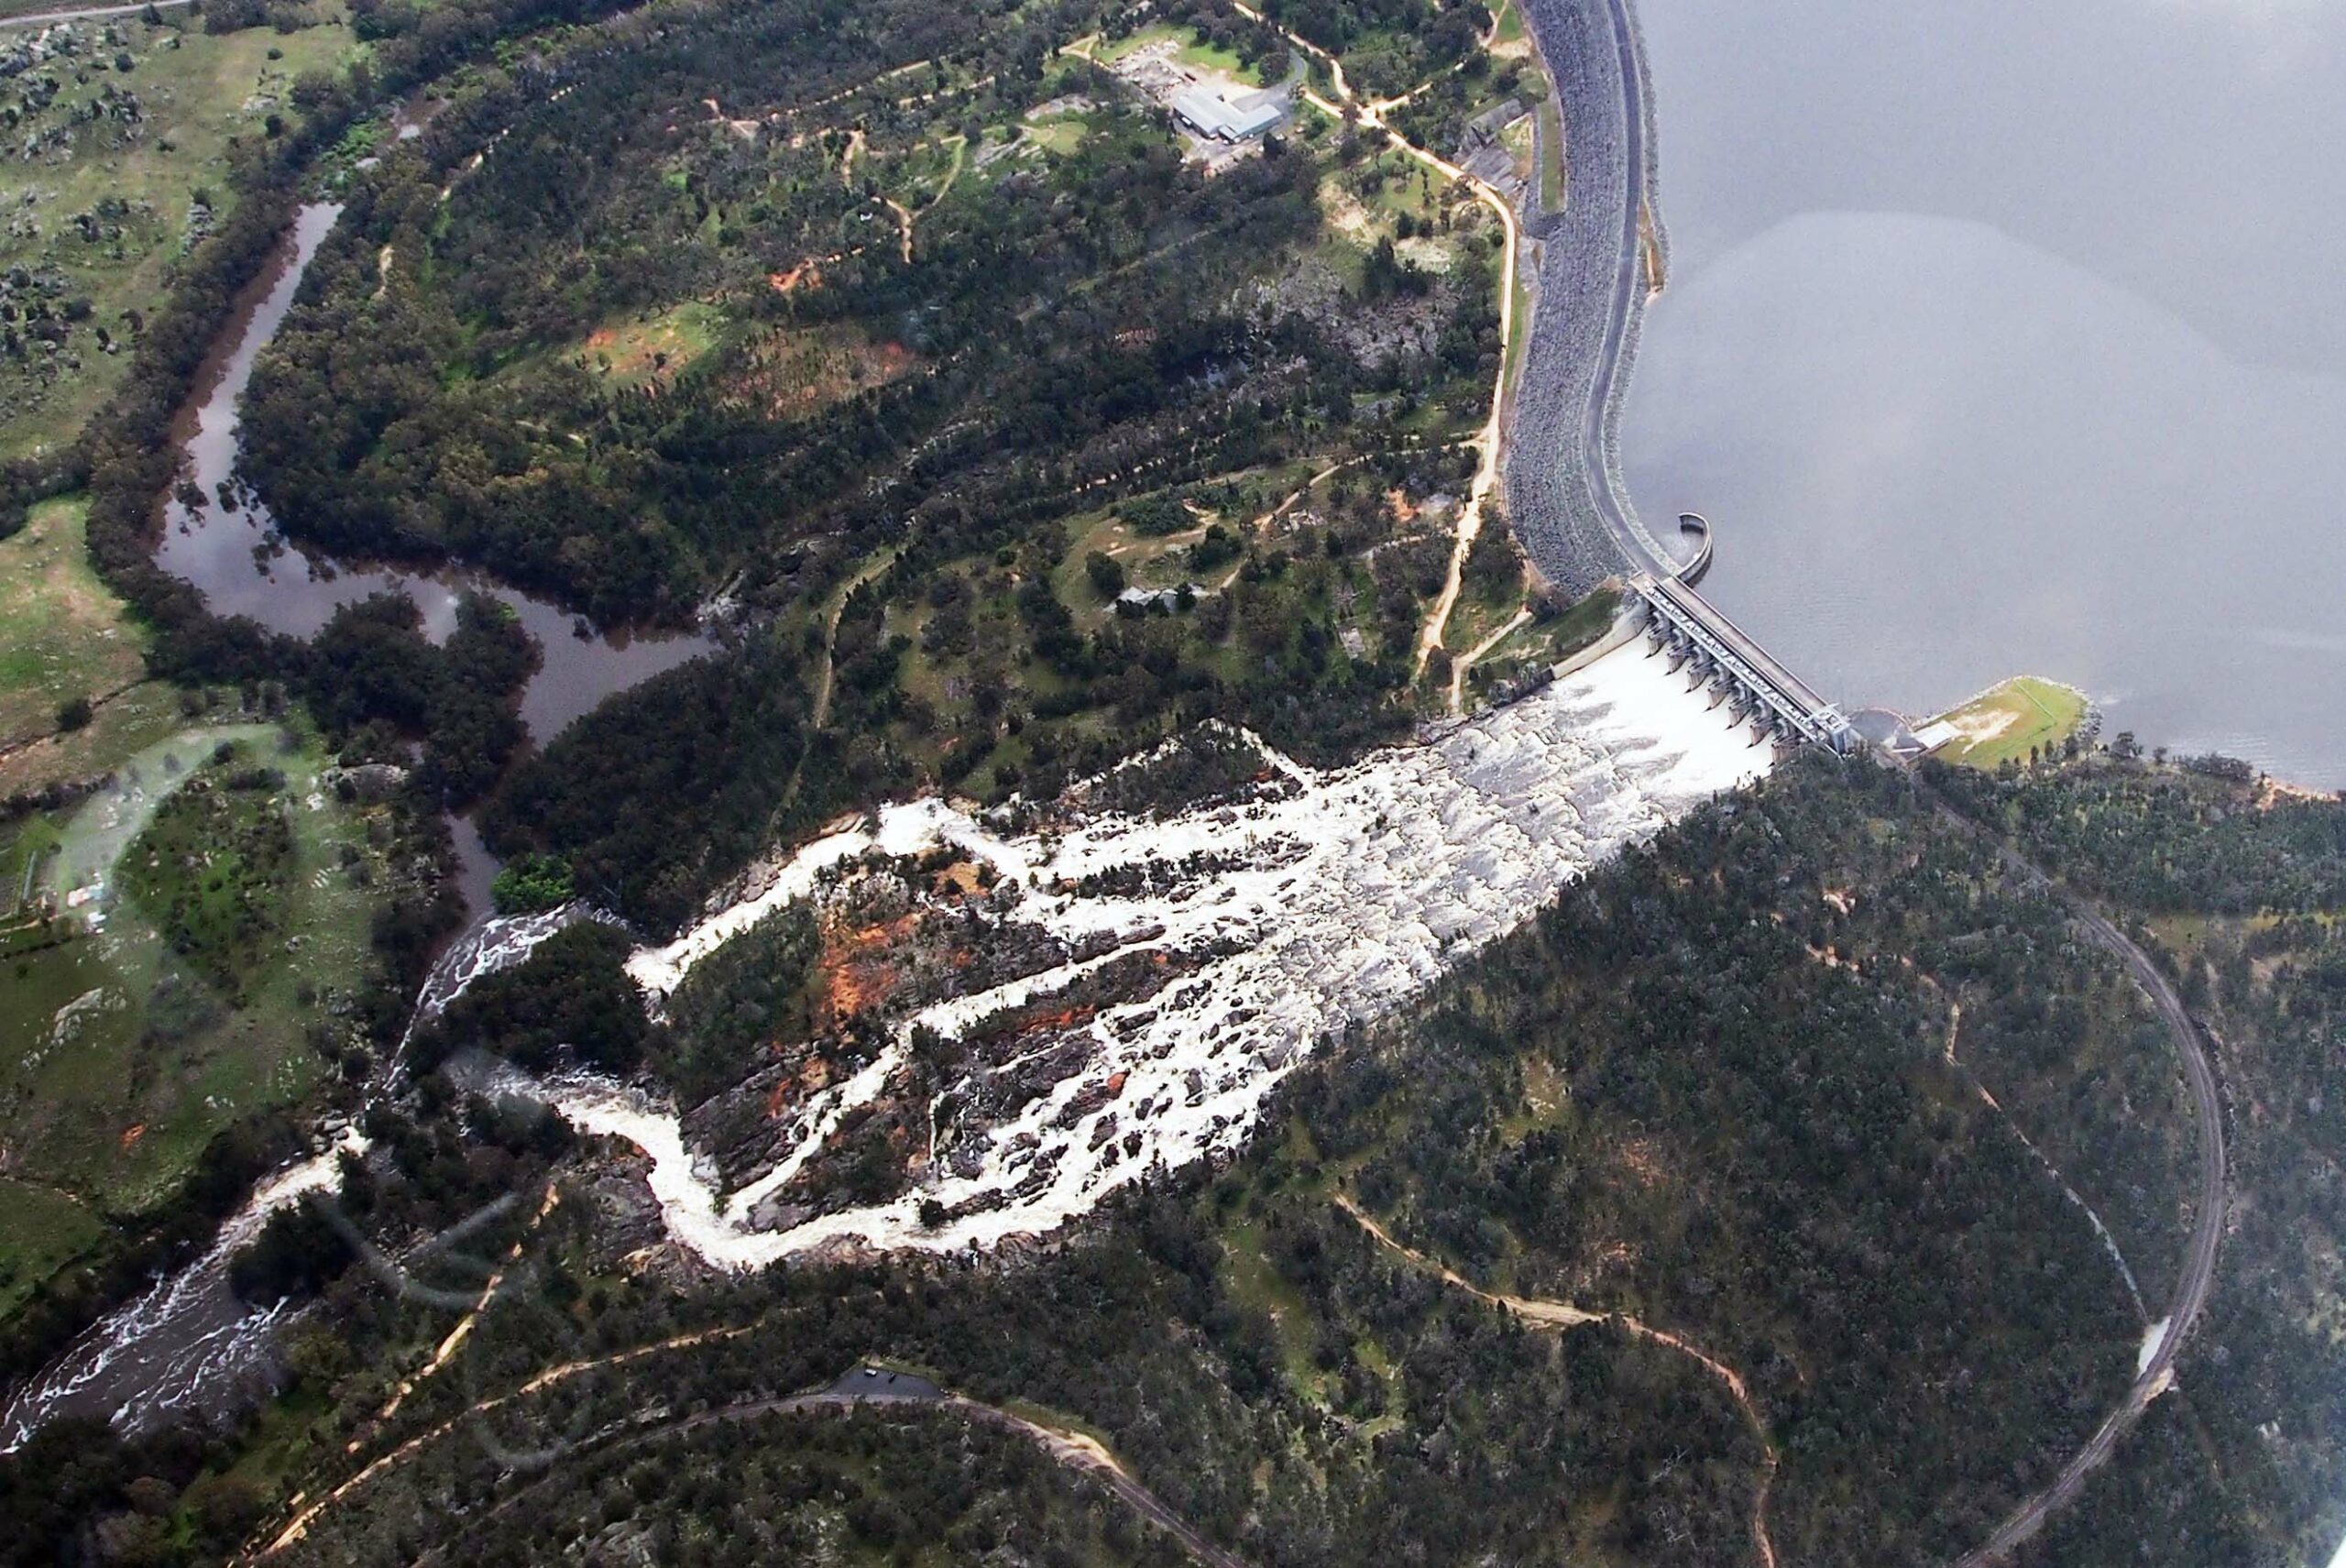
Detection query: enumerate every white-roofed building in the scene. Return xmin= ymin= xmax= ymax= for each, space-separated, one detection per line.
xmin=1169 ymin=85 xmax=1284 ymax=142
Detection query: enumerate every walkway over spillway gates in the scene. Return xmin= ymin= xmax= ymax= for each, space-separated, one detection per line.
xmin=1628 ymin=573 xmax=1861 ymax=754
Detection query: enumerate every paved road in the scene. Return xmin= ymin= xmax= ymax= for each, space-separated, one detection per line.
xmin=0 ymin=0 xmax=188 ymax=27
xmin=1938 ymin=806 xmax=2229 ymax=1564
xmin=1576 ymin=0 xmax=1672 ymax=579
xmin=1507 ymin=0 xmax=2234 ymax=1534
xmin=1507 ymin=0 xmax=1676 ymax=591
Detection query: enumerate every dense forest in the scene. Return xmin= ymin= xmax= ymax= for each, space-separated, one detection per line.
xmin=1938 ymin=758 xmax=2346 ymax=1567
xmin=13 ymin=754 xmax=2338 ymax=1568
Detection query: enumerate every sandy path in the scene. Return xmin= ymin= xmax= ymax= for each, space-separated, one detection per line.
xmin=1231 ymin=3 xmax=1521 ymax=702
xmin=252 ymin=1345 xmax=1243 ymax=1568
xmin=1336 ymin=1194 xmax=1778 ymax=1566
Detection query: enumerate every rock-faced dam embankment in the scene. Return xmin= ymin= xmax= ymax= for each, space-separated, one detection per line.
xmin=1507 ymin=0 xmax=1672 ymax=593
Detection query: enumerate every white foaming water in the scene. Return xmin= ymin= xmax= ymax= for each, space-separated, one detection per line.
xmin=566 ymin=639 xmax=1771 ymax=1266
xmin=5 ymin=637 xmax=1767 ymax=1445
xmin=0 ymin=1127 xmax=366 ymax=1451
xmin=396 ymin=901 xmax=622 ymax=1066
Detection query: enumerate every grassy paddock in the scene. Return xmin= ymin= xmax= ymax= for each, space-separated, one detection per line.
xmin=574 ymin=301 xmax=724 ymax=389
xmin=1098 ymin=23 xmax=1261 ymax=84
xmin=1925 ymin=675 xmax=2089 ymax=769
xmin=0 ymin=11 xmax=355 ymax=459
xmin=0 ymin=497 xmax=151 ymax=751
xmin=3 ymin=724 xmax=384 ymax=1222
xmin=0 ymin=1178 xmax=104 ymax=1323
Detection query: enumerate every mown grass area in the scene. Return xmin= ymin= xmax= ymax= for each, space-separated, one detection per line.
xmin=0 ymin=678 xmax=194 ymax=802
xmin=1925 ymin=675 xmax=2089 ymax=769
xmin=1025 ymin=115 xmax=1088 ymax=156
xmin=1535 ymin=95 xmax=1563 ymax=212
xmin=0 ymin=1177 xmax=105 ymax=1323
xmin=0 ymin=488 xmax=203 ymax=809
xmin=1476 ymin=583 xmax=1619 ymax=669
xmin=0 ymin=496 xmax=150 ymax=751
xmin=0 ymin=9 xmax=355 ymax=460
xmin=1502 ymin=247 xmax=1533 ymax=398
xmin=1055 ymin=510 xmax=1211 ymax=616
xmin=2 ymin=724 xmax=386 ymax=1223
xmin=1097 ymin=22 xmax=1262 ymax=85
xmin=573 ymin=301 xmax=724 ymax=389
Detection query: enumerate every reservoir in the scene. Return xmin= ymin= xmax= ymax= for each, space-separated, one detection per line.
xmin=1619 ymin=0 xmax=2346 ymax=786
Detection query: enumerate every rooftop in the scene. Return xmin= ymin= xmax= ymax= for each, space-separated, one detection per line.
xmin=1170 ymin=85 xmax=1284 ymax=141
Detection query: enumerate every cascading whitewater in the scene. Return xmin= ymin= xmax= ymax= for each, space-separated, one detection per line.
xmin=552 ymin=637 xmax=1772 ymax=1266
xmin=0 ymin=1128 xmax=365 ymax=1450
xmin=3 ymin=634 xmax=1772 ymax=1445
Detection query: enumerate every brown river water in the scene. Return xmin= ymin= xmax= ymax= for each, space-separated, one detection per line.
xmin=152 ymin=203 xmax=714 ymax=749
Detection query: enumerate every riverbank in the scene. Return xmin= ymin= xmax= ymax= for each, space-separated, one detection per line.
xmin=153 ymin=204 xmax=715 ymax=747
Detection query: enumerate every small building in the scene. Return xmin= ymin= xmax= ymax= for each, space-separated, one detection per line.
xmin=1462 ymin=97 xmax=1526 ymax=148
xmin=1909 ymin=718 xmax=1962 ymax=752
xmin=1170 ymin=85 xmax=1283 ymax=142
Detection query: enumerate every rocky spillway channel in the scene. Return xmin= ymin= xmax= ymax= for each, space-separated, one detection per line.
xmin=551 ymin=637 xmax=1769 ymax=1265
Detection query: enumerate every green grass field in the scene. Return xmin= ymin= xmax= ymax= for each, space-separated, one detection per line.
xmin=0 ymin=1177 xmax=106 ymax=1324
xmin=1098 ymin=23 xmax=1262 ymax=85
xmin=574 ymin=301 xmax=725 ymax=389
xmin=1536 ymin=96 xmax=1564 ymax=212
xmin=0 ymin=10 xmax=355 ymax=460
xmin=0 ymin=497 xmax=151 ymax=751
xmin=1924 ymin=675 xmax=2089 ymax=769
xmin=3 ymin=724 xmax=385 ymax=1223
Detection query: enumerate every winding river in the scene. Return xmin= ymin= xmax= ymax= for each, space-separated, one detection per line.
xmin=154 ymin=203 xmax=714 ymax=751
xmin=1617 ymin=0 xmax=2346 ymax=785
xmin=3 ymin=199 xmax=712 ymax=1447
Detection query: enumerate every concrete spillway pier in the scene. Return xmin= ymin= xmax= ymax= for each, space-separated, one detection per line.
xmin=1507 ymin=0 xmax=1855 ymax=758
xmin=1629 ymin=573 xmax=1859 ymax=752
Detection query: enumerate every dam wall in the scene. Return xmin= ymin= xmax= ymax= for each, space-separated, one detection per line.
xmin=1507 ymin=0 xmax=1673 ymax=593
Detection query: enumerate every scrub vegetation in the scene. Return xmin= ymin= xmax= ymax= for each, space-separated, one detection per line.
xmin=10 ymin=754 xmax=2336 ymax=1568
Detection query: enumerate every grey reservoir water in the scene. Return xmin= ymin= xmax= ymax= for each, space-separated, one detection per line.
xmin=1620 ymin=0 xmax=2346 ymax=785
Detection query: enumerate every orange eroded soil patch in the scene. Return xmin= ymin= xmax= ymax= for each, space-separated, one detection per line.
xmin=580 ymin=306 xmax=718 ymax=389
xmin=719 ymin=324 xmax=917 ymax=420
xmin=817 ymin=910 xmax=921 ymax=1022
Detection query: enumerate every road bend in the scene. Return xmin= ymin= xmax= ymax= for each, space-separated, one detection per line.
xmin=1935 ymin=800 xmax=2228 ymax=1565
xmin=1508 ymin=0 xmax=1679 ymax=589
xmin=1504 ymin=0 xmax=2231 ymax=1533
xmin=256 ymin=1363 xmax=1247 ymax=1568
